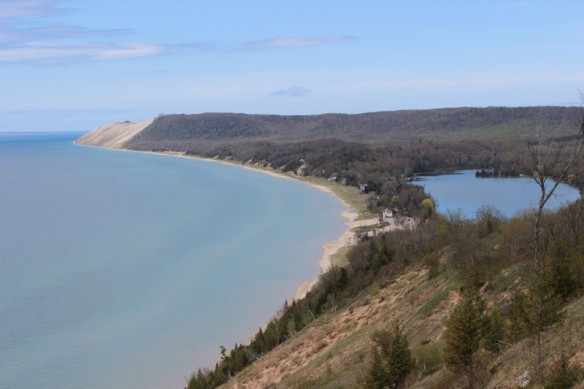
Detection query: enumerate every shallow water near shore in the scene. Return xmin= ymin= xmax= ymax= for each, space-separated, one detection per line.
xmin=0 ymin=132 xmax=345 ymax=388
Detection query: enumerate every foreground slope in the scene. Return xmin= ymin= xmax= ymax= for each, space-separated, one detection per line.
xmin=195 ymin=197 xmax=584 ymax=388
xmin=220 ymin=266 xmax=584 ymax=389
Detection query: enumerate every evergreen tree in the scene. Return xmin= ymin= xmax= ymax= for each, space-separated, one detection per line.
xmin=250 ymin=327 xmax=265 ymax=355
xmin=366 ymin=322 xmax=415 ymax=389
xmin=508 ymin=278 xmax=562 ymax=343
xmin=444 ymin=287 xmax=487 ymax=389
xmin=187 ymin=368 xmax=212 ymax=389
xmin=508 ymin=290 xmax=533 ymax=340
xmin=366 ymin=347 xmax=389 ymax=389
xmin=482 ymin=307 xmax=507 ymax=355
xmin=544 ymin=239 xmax=577 ymax=302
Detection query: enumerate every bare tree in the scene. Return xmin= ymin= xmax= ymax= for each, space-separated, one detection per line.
xmin=527 ymin=101 xmax=584 ymax=381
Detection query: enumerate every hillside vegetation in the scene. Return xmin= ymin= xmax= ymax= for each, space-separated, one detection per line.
xmin=188 ymin=200 xmax=584 ymax=389
xmin=128 ymin=107 xmax=579 ymax=146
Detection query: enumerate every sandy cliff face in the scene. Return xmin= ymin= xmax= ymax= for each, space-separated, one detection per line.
xmin=75 ymin=118 xmax=154 ymax=149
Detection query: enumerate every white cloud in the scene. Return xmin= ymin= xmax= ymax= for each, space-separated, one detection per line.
xmin=270 ymin=86 xmax=312 ymax=97
xmin=246 ymin=35 xmax=353 ymax=51
xmin=0 ymin=43 xmax=164 ymax=62
xmin=0 ymin=0 xmax=143 ymax=63
xmin=1 ymin=33 xmax=351 ymax=64
xmin=0 ymin=42 xmax=218 ymax=63
xmin=0 ymin=0 xmax=213 ymax=64
xmin=0 ymin=0 xmax=68 ymax=19
xmin=0 ymin=0 xmax=352 ymax=64
xmin=0 ymin=23 xmax=132 ymax=44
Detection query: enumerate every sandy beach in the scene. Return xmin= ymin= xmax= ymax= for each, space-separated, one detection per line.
xmin=292 ymin=214 xmax=379 ymax=300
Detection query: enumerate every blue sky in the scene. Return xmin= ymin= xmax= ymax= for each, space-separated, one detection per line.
xmin=1 ymin=0 xmax=583 ymax=132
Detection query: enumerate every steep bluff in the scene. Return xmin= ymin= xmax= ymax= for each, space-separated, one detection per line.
xmin=75 ymin=118 xmax=154 ymax=149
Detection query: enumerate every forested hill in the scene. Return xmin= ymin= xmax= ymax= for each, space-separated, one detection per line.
xmin=119 ymin=106 xmax=584 ymax=208
xmin=126 ymin=106 xmax=579 ymax=150
xmin=80 ymin=105 xmax=584 ymax=216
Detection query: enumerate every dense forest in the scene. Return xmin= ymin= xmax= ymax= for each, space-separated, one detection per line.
xmin=127 ymin=107 xmax=580 ymax=145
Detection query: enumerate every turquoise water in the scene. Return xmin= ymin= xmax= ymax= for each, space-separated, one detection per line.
xmin=417 ymin=170 xmax=582 ymax=218
xmin=0 ymin=133 xmax=345 ymax=388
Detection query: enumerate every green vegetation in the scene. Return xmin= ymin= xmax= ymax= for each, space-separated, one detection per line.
xmin=190 ymin=195 xmax=584 ymax=388
xmin=412 ymin=342 xmax=444 ymax=378
xmin=544 ymin=361 xmax=584 ymax=389
xmin=415 ymin=284 xmax=459 ymax=318
xmin=169 ymin=106 xmax=584 ymax=388
xmin=130 ymin=107 xmax=579 ymax=146
xmin=443 ymin=287 xmax=488 ymax=389
xmin=366 ymin=322 xmax=415 ymax=389
xmin=482 ymin=308 xmax=507 ymax=355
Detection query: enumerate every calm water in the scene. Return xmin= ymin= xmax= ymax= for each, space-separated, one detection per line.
xmin=0 ymin=132 xmax=345 ymax=389
xmin=417 ymin=170 xmax=582 ymax=218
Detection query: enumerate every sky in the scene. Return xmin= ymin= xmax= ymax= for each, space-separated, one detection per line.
xmin=1 ymin=0 xmax=583 ymax=132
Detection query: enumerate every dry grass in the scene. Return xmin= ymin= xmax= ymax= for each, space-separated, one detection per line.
xmin=220 ymin=261 xmax=584 ymax=389
xmin=220 ymin=266 xmax=460 ymax=388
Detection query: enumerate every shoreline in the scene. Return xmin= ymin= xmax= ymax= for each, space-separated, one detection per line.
xmin=73 ymin=141 xmax=374 ymax=302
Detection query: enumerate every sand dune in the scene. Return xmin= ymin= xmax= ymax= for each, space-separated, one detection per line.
xmin=75 ymin=118 xmax=153 ymax=149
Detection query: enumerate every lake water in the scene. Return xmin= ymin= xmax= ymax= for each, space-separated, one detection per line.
xmin=0 ymin=132 xmax=345 ymax=389
xmin=416 ymin=170 xmax=582 ymax=218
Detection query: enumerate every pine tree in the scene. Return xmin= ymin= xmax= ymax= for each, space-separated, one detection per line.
xmin=366 ymin=322 xmax=415 ymax=389
xmin=444 ymin=287 xmax=487 ymax=389
xmin=482 ymin=307 xmax=507 ymax=355
xmin=544 ymin=238 xmax=577 ymax=302
xmin=366 ymin=347 xmax=389 ymax=389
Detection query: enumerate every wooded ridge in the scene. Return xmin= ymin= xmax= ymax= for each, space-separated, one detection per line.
xmin=127 ymin=106 xmax=580 ymax=146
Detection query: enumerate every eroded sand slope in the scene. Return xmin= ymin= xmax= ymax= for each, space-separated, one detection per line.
xmin=75 ymin=118 xmax=154 ymax=149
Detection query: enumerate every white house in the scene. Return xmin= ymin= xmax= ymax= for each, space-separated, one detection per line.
xmin=382 ymin=209 xmax=393 ymax=221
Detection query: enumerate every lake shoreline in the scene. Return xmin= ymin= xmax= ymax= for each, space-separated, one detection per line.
xmin=73 ymin=141 xmax=372 ymax=305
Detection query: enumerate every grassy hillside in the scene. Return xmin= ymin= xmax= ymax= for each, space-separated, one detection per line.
xmin=220 ymin=267 xmax=584 ymax=389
